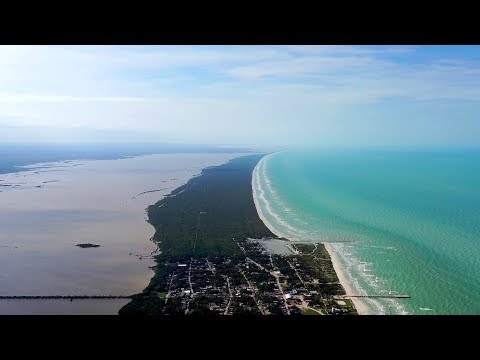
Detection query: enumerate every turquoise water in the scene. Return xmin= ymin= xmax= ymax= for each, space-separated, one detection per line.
xmin=253 ymin=149 xmax=480 ymax=315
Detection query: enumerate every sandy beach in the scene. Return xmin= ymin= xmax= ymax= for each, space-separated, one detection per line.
xmin=323 ymin=243 xmax=371 ymax=315
xmin=251 ymin=154 xmax=370 ymax=315
xmin=251 ymin=154 xmax=290 ymax=239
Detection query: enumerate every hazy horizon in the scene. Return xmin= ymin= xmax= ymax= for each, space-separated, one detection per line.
xmin=1 ymin=45 xmax=479 ymax=147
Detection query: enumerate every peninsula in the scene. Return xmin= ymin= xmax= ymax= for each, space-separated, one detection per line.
xmin=119 ymin=154 xmax=357 ymax=315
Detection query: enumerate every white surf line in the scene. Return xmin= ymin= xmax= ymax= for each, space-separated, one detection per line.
xmin=323 ymin=243 xmax=372 ymax=315
xmin=252 ymin=152 xmax=373 ymax=315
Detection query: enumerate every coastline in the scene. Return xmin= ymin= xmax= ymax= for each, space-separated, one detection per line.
xmin=251 ymin=153 xmax=290 ymax=240
xmin=121 ymin=153 xmax=358 ymax=315
xmin=323 ymin=243 xmax=371 ymax=315
xmin=251 ymin=153 xmax=370 ymax=315
xmin=119 ymin=154 xmax=280 ymax=315
xmin=0 ymin=152 xmax=244 ymax=315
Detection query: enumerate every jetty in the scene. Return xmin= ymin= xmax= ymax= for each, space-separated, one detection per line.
xmin=337 ymin=294 xmax=410 ymax=299
xmin=0 ymin=295 xmax=133 ymax=300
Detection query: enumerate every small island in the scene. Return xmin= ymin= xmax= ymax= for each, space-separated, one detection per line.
xmin=75 ymin=243 xmax=101 ymax=248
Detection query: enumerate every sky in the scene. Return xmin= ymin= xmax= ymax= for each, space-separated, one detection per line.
xmin=1 ymin=45 xmax=479 ymax=147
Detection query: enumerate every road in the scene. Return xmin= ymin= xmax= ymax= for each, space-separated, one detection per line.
xmin=287 ymin=259 xmax=306 ymax=286
xmin=238 ymin=267 xmax=266 ymax=315
xmin=184 ymin=212 xmax=203 ymax=314
xmin=165 ymin=273 xmax=175 ymax=303
xmin=272 ymin=270 xmax=291 ymax=315
xmin=224 ymin=276 xmax=232 ymax=315
xmin=246 ymin=256 xmax=290 ymax=315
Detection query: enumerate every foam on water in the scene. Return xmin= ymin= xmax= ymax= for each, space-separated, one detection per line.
xmin=253 ymin=149 xmax=480 ymax=315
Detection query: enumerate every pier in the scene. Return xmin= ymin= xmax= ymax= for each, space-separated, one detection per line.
xmin=0 ymin=295 xmax=133 ymax=300
xmin=337 ymin=294 xmax=410 ymax=299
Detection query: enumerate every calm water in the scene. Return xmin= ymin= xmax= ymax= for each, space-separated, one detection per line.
xmin=0 ymin=152 xmax=243 ymax=314
xmin=253 ymin=149 xmax=480 ymax=314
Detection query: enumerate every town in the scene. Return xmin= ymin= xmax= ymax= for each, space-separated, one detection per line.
xmin=119 ymin=155 xmax=357 ymax=316
xmin=151 ymin=239 xmax=356 ymax=315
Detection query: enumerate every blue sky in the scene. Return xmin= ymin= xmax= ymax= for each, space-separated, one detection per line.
xmin=0 ymin=45 xmax=479 ymax=146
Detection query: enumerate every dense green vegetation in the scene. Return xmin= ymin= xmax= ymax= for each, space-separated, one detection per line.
xmin=119 ymin=154 xmax=356 ymax=316
xmin=120 ymin=155 xmax=275 ymax=314
xmin=292 ymin=244 xmax=340 ymax=284
xmin=147 ymin=155 xmax=274 ymax=257
xmin=301 ymin=307 xmax=322 ymax=315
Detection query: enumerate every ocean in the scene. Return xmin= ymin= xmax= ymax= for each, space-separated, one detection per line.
xmin=253 ymin=149 xmax=480 ymax=315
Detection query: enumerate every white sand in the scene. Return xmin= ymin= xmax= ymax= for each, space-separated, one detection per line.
xmin=323 ymin=243 xmax=371 ymax=315
xmin=251 ymin=155 xmax=371 ymax=315
xmin=251 ymin=154 xmax=290 ymax=240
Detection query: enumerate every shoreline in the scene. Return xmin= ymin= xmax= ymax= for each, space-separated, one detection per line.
xmin=120 ymin=154 xmax=282 ymax=315
xmin=323 ymin=243 xmax=371 ymax=315
xmin=1 ymin=152 xmax=245 ymax=315
xmin=251 ymin=153 xmax=370 ymax=315
xmin=251 ymin=153 xmax=290 ymax=240
xmin=121 ymin=153 xmax=358 ymax=315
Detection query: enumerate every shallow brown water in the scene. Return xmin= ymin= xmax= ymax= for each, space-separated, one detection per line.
xmin=0 ymin=153 xmax=243 ymax=314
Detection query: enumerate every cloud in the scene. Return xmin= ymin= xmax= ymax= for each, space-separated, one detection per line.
xmin=0 ymin=45 xmax=479 ymax=145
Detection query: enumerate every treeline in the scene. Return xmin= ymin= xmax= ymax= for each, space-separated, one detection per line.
xmin=146 ymin=154 xmax=274 ymax=257
xmin=119 ymin=154 xmax=274 ymax=315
